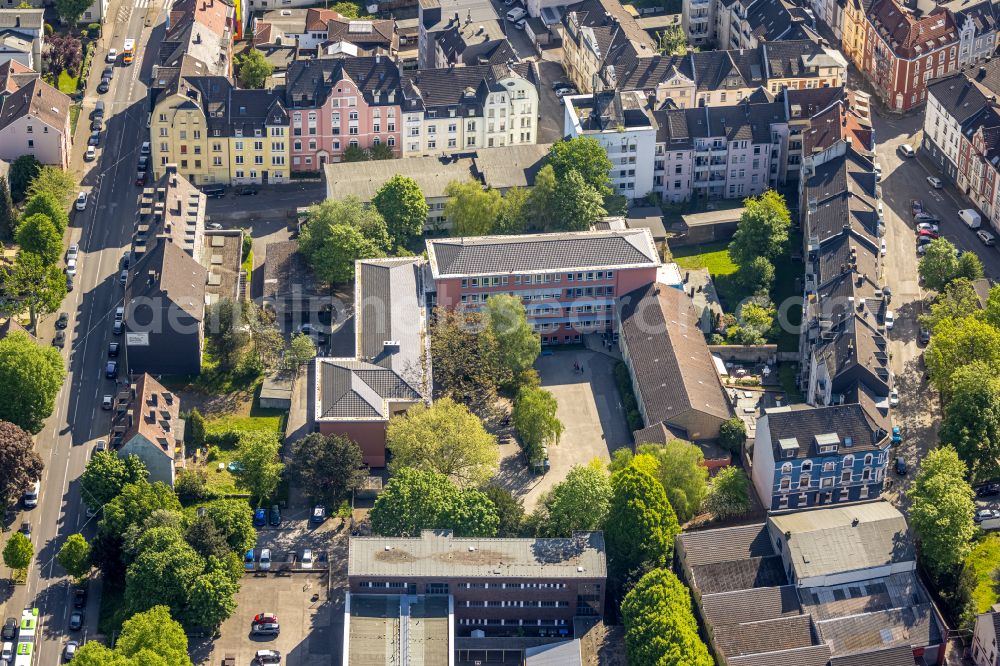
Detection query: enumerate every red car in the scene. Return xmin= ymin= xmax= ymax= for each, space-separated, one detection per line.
xmin=918 ymin=229 xmax=940 ymax=239
xmin=253 ymin=613 xmax=277 ymax=625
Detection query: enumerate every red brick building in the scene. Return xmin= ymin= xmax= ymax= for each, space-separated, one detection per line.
xmin=426 ymin=230 xmax=661 ymax=345
xmin=862 ymin=0 xmax=958 ymax=111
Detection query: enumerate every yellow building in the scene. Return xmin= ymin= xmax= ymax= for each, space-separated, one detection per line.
xmin=841 ymin=0 xmax=869 ymax=71
xmin=151 ymin=57 xmax=289 ymax=186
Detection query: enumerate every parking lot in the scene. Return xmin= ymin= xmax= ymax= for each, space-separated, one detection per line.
xmin=497 ymin=349 xmax=630 ymax=511
xmin=204 ymin=573 xmax=340 ymax=666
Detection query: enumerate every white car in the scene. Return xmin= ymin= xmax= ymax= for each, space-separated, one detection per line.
xmin=66 ymin=244 xmax=79 ymax=261
xmin=75 ymin=191 xmax=87 ymax=211
xmin=84 ymin=145 xmax=96 ymax=161
xmin=301 ymin=548 xmax=314 ymax=569
xmin=876 ymin=200 xmax=884 ymax=218
xmin=889 ymin=389 xmax=899 ymax=407
xmin=916 ymin=222 xmax=939 ymax=233
xmin=65 ymin=258 xmax=77 ymax=276
xmin=873 ymin=162 xmax=882 ymax=182
xmin=2 ymin=640 xmax=13 ymax=661
xmin=880 ymin=238 xmax=886 ymax=256
xmin=884 ymin=310 xmax=894 ymax=330
xmin=926 ymin=176 xmax=943 ymax=189
xmin=106 ymin=48 xmax=117 ymax=63
xmin=900 ymin=143 xmax=916 ymax=157
xmin=140 ymin=141 xmax=150 ymax=155
xmin=978 ymin=229 xmax=997 ymax=246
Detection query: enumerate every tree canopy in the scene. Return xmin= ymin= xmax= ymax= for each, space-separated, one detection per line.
xmin=0 ymin=176 xmax=14 ymax=240
xmin=290 ymin=432 xmax=368 ymax=506
xmin=3 ymin=530 xmax=32 ymax=571
xmin=369 ymin=467 xmax=499 ymax=537
xmin=55 ymin=0 xmax=93 ymax=24
xmin=702 ymin=466 xmax=751 ymax=519
xmin=0 ymin=420 xmax=43 ymax=507
xmin=28 ymin=166 xmax=75 ymax=208
xmin=0 ymin=251 xmax=67 ymax=329
xmin=232 ymin=431 xmax=284 ymax=505
xmin=372 ymin=174 xmax=428 ymax=247
xmin=81 ymin=451 xmax=148 ymax=510
xmin=485 ymin=294 xmax=541 ymax=385
xmin=657 ymin=24 xmax=689 ymax=55
xmin=925 ymin=315 xmax=1000 ymax=395
xmin=909 ymin=446 xmax=976 ymax=576
xmin=298 ymin=197 xmax=389 ymax=283
xmin=552 ymin=169 xmax=607 ymax=231
xmin=99 ymin=481 xmax=182 ymax=542
xmin=621 ymin=568 xmax=714 ymax=666
xmin=524 ymin=164 xmax=558 ymax=231
xmin=16 ymin=213 xmax=62 ymax=265
xmin=615 ymin=441 xmax=708 ymax=524
xmin=728 ymin=190 xmax=791 ymax=266
xmin=512 ymin=386 xmax=563 ymax=464
xmin=547 ymin=137 xmax=613 ymax=196
xmin=236 ymin=49 xmax=274 ymax=89
xmin=718 ymin=417 xmax=747 ymax=453
xmin=387 ymin=398 xmax=499 ymax=488
xmin=444 ymin=179 xmax=502 ymax=236
xmin=430 ymin=307 xmax=507 ymax=418
xmin=921 ymin=277 xmax=982 ymax=333
xmin=482 ymin=485 xmax=525 ymax=537
xmin=57 ymin=533 xmax=92 ymax=582
xmin=531 ymin=460 xmax=611 ymax=537
xmin=8 ymin=155 xmax=40 ymax=202
xmin=22 ymin=190 xmax=68 ymax=233
xmin=72 ymin=606 xmax=194 ymax=666
xmin=939 ymin=360 xmax=1000 ymax=483
xmin=0 ymin=331 xmax=65 ymax=432
xmin=917 ymin=237 xmax=982 ymax=292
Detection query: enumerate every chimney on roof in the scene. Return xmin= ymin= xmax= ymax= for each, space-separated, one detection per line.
xmin=851 ymin=517 xmax=859 ymax=527
xmin=979 ymin=66 xmax=988 ymax=80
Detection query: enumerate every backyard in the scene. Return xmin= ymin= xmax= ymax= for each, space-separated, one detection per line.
xmin=199 ymin=408 xmax=287 ymax=495
xmin=967 ymin=533 xmax=1000 ymax=613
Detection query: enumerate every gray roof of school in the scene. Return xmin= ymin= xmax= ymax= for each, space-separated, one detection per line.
xmin=427 ymin=229 xmax=659 ymax=277
xmin=348 ymin=530 xmax=607 ymax=579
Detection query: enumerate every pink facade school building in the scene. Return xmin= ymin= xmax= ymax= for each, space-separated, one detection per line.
xmin=426 ymin=230 xmax=660 ymax=344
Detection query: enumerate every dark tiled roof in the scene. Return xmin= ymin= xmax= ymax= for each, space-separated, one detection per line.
xmin=870 ymin=0 xmax=956 ymax=59
xmin=829 ymin=645 xmax=921 ymax=666
xmin=677 ymin=523 xmax=773 ymax=566
xmin=284 ymin=57 xmax=404 ymax=108
xmin=943 ymin=0 xmax=996 ymax=34
xmin=764 ymin=402 xmax=888 ymax=460
xmin=785 ymin=87 xmax=846 ymax=118
xmin=816 ymin=604 xmax=942 ymax=655
xmin=402 ymin=62 xmax=534 ymax=113
xmin=318 ymin=359 xmax=422 ymax=419
xmin=325 ymin=17 xmax=398 ymax=50
xmin=262 ymin=239 xmax=325 ymax=300
xmin=927 ymin=71 xmax=989 ymax=124
xmin=613 ymin=53 xmax=692 ymax=92
xmin=125 ymin=237 xmax=208 ymax=323
xmin=701 ymin=586 xmax=802 ymax=628
xmin=653 ymin=107 xmax=693 ymax=146
xmin=616 ymin=284 xmax=731 ymax=437
xmin=691 ymin=49 xmax=764 ymax=91
xmin=427 ymin=229 xmax=659 ymax=277
xmin=763 ymin=40 xmax=837 ymax=78
xmin=728 ymin=645 xmax=832 ymax=666
xmin=747 ymin=0 xmax=800 ymax=40
xmin=0 ymin=77 xmax=70 ymax=134
xmin=714 ymin=614 xmax=815 ymax=657
xmin=691 ymin=555 xmax=789 ymax=594
xmin=815 ymin=314 xmax=891 ymax=396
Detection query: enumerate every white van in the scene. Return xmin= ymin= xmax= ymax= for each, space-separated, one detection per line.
xmin=22 ymin=481 xmax=39 ymax=508
xmin=506 ymin=6 xmax=526 ymax=21
xmin=959 ymin=208 xmax=982 ymax=229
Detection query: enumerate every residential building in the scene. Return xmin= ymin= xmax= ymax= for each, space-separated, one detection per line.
xmin=841 ymin=0 xmax=870 ymax=70
xmin=347 ymin=530 xmax=607 ymax=636
xmin=261 ymin=239 xmax=328 ymax=318
xmin=564 ymin=90 xmax=656 ymax=199
xmin=0 ymin=10 xmax=42 ymax=69
xmin=150 ymin=61 xmax=290 ymax=185
xmin=676 ymin=502 xmax=946 ymax=664
xmin=160 ymin=0 xmax=234 ymax=76
xmin=0 ymin=60 xmax=36 ymax=101
xmin=323 ymin=143 xmax=551 ymax=230
xmin=713 ymin=0 xmax=818 ymax=51
xmin=113 ymin=374 xmax=183 ymax=487
xmin=11 ymin=0 xmax=106 ymax=23
xmin=325 ymin=16 xmax=400 ymax=56
xmin=401 ymin=62 xmax=539 ymax=155
xmin=944 ymin=0 xmax=997 ymax=68
xmin=972 ymin=605 xmax=1000 ymax=666
xmin=417 ymin=0 xmax=503 ymax=70
xmin=618 ymin=282 xmax=733 ymax=455
xmin=427 ymin=229 xmax=660 ymax=344
xmin=811 ymin=0 xmax=845 ymax=40
xmin=752 ymin=402 xmax=891 ymax=510
xmin=0 ymin=31 xmax=33 ymax=69
xmin=314 ymin=257 xmax=431 ymax=467
xmin=284 ymin=57 xmax=403 ymax=169
xmin=923 ymin=64 xmax=995 ymax=184
xmin=343 ymin=594 xmax=452 ymax=666
xmin=560 ymin=0 xmax=657 ymax=93
xmin=251 ymin=8 xmax=339 ymax=50
xmin=860 ymin=0 xmax=958 ymax=112
xmin=134 ymin=165 xmax=207 ymax=263
xmin=123 ymin=239 xmax=208 ymax=376
xmin=0 ymin=77 xmax=72 ymax=168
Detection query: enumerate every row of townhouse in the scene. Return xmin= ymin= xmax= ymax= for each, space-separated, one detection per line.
xmin=684 ymin=0 xmax=820 ymax=50
xmin=151 ymin=55 xmax=539 ymax=184
xmin=924 ymin=58 xmax=1000 ymax=231
xmin=563 ymin=84 xmax=869 ymax=203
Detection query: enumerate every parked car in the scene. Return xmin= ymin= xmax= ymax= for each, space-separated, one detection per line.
xmin=108 ymin=341 xmax=119 ymax=357
xmin=244 ymin=549 xmax=255 ymax=571
xmin=889 ymin=389 xmax=899 ymax=407
xmin=975 ymin=508 xmax=997 ymax=523
xmin=90 ymin=118 xmax=102 ymax=132
xmin=93 ymin=101 xmax=104 ymax=119
xmin=22 ymin=481 xmax=38 ymax=508
xmin=926 ymin=176 xmax=943 ymax=189
xmin=68 ymin=611 xmax=83 ymax=631
xmin=915 ymin=222 xmax=939 ymax=233
xmin=140 ymin=141 xmax=150 ymax=155
xmin=917 ymin=229 xmax=939 ymax=239
xmin=65 ymin=258 xmax=77 ymax=276
xmin=311 ymin=504 xmax=326 ymax=524
xmin=66 ymin=274 xmax=74 ymax=291
xmin=105 ymin=360 xmax=117 ymax=379
xmin=135 ymin=170 xmax=147 ymax=186
xmin=269 ymin=505 xmax=281 ymax=527
xmin=63 ymin=640 xmax=78 ymax=661
xmin=56 ymin=312 xmax=69 ymax=329
xmin=253 ymin=613 xmax=278 ymax=626
xmin=53 ymin=330 xmax=66 ymax=349
xmin=237 ymin=185 xmax=258 ymax=196
xmin=84 ymin=146 xmax=96 ymax=162
xmin=94 ymin=440 xmax=106 ymax=455
xmin=97 ymin=78 xmax=110 ymax=94
xmin=202 ymin=185 xmax=225 ymax=198
xmin=914 ymin=212 xmax=939 ymax=222
xmin=75 ymin=192 xmax=88 ymax=211
xmin=978 ymin=229 xmax=997 ymax=246
xmin=895 ymin=457 xmax=907 ymax=475
xmin=254 ymin=508 xmax=267 ymax=527
xmin=977 ymin=482 xmax=1000 ymax=497
xmin=2 ymin=640 xmax=12 ymax=662
xmin=910 ymin=199 xmax=923 ymax=216
xmin=251 ymin=623 xmax=280 ymax=637
xmin=301 ymin=549 xmax=314 ymax=569
xmin=259 ymin=549 xmax=271 ymax=571
xmin=899 ymin=143 xmax=916 ymax=157
xmin=101 ymin=66 xmax=113 ymax=80
xmin=88 ymin=130 xmax=100 ymax=146
xmin=919 ymin=327 xmax=931 ymax=345
xmin=73 ymin=587 xmax=87 ymax=609
xmin=880 ymin=238 xmax=886 ymax=256
xmin=119 ymin=269 xmax=128 ymax=285
xmin=106 ymin=48 xmax=117 ymax=63
xmin=113 ymin=320 xmax=122 ymax=335
xmin=254 ymin=649 xmax=281 ymax=664
xmin=2 ymin=617 xmax=17 ymax=641
xmin=883 ymin=310 xmax=894 ymax=329
xmin=67 ymin=244 xmax=78 ymax=261
xmin=102 ymin=395 xmax=113 ymax=410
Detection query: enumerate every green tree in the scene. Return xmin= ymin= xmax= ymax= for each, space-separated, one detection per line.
xmin=342 ymin=145 xmax=369 ymax=162
xmin=718 ymin=417 xmax=746 ymax=454
xmin=621 ymin=568 xmax=714 ymax=666
xmin=203 ymin=499 xmax=257 ymax=555
xmin=370 ymin=142 xmax=394 ymax=160
xmin=290 ymin=432 xmax=368 ymax=507
xmin=736 ymin=255 xmax=775 ymax=294
xmin=184 ymin=515 xmax=230 ymax=561
xmin=73 ymin=606 xmax=194 ymax=666
xmin=702 ymin=466 xmax=751 ymax=519
xmin=27 ymin=166 xmax=75 ymax=207
xmin=299 ymin=197 xmax=389 ymax=283
xmin=204 ymin=298 xmax=249 ymax=371
xmin=3 ymin=530 xmax=32 ymax=571
xmin=331 ymin=0 xmax=369 ymax=17
xmin=0 ymin=251 xmax=68 ymax=329
xmin=512 ymin=387 xmax=563 ymax=464
xmin=728 ymin=190 xmax=791 ymax=265
xmin=186 ymin=408 xmax=206 ymax=450
xmin=236 ymin=49 xmax=273 ymax=89
xmin=125 ymin=533 xmax=203 ymax=616
xmin=939 ymin=361 xmax=1000 ymax=483
xmin=0 ymin=420 xmax=43 ymax=508
xmin=0 ymin=176 xmax=14 ymax=239
xmin=100 ymin=481 xmax=182 ymax=542
xmin=548 ymin=137 xmax=613 ymax=196
xmin=919 ymin=237 xmax=961 ymax=292
xmin=369 ymin=467 xmax=499 ymax=537
xmin=287 ymin=332 xmax=316 ymax=371
xmin=55 ymin=0 xmax=93 ymax=23
xmin=303 ymin=222 xmax=384 ymax=283
xmin=921 ymin=277 xmax=982 ymax=333
xmin=531 ymin=460 xmax=611 ymax=537
xmin=925 ymin=315 xmax=1000 ymax=395
xmin=524 ymin=164 xmax=558 ymax=231
xmin=738 ymin=299 xmax=775 ymax=340
xmin=485 ymin=294 xmax=540 ymax=386
xmin=552 ymin=169 xmax=607 ymax=231
xmin=482 ymin=485 xmax=524 ymax=537
xmin=8 ymin=154 xmax=40 ymax=201
xmin=372 ymin=174 xmax=428 ymax=247
xmin=22 ymin=190 xmax=68 ymax=233
xmin=957 ymin=250 xmax=985 ymax=283
xmin=657 ymin=24 xmax=688 ymax=55
xmin=80 ymin=451 xmax=148 ymax=510
xmin=606 ymin=462 xmax=679 ymax=587
xmin=387 ymin=398 xmax=499 ymax=488
xmin=444 ymin=179 xmax=502 ymax=236
xmin=16 ymin=213 xmax=62 ymax=265
xmin=494 ymin=186 xmax=529 ymax=235
xmin=0 ymin=330 xmax=65 ymax=432
xmin=909 ymin=446 xmax=976 ymax=576
xmin=57 ymin=533 xmax=92 ymax=582
xmin=430 ymin=307 xmax=507 ymax=418
xmin=982 ymin=285 xmax=1000 ymax=329
xmin=243 ymin=300 xmax=284 ymax=371
xmin=232 ymin=431 xmax=284 ymax=505
xmin=635 ymin=441 xmax=708 ymax=524
xmin=183 ymin=555 xmax=240 ymax=629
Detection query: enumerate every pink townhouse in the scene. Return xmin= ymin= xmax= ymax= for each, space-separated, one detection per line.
xmin=284 ymin=56 xmax=403 ymax=170
xmin=426 ymin=230 xmax=661 ymax=345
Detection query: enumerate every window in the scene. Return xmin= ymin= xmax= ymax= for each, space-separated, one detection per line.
xmin=801 ymin=461 xmax=812 ymax=472
xmin=781 ymin=462 xmax=792 ymax=474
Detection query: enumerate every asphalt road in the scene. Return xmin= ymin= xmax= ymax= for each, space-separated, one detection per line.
xmin=0 ymin=0 xmax=163 ymax=659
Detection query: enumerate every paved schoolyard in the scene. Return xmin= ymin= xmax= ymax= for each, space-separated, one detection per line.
xmin=498 ymin=350 xmax=631 ymax=511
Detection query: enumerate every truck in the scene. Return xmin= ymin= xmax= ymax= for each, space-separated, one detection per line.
xmin=122 ymin=39 xmax=135 ymax=65
xmin=959 ymin=208 xmax=982 ymax=229
xmin=13 ymin=609 xmax=38 ymax=666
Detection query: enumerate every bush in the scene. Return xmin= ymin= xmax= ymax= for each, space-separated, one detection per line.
xmin=205 ymin=445 xmax=221 ymax=462
xmin=87 ymin=23 xmax=101 ymax=39
xmin=626 ymin=409 xmax=643 ymax=433
xmin=204 ymin=430 xmax=240 ymax=447
xmin=175 ymin=469 xmax=213 ymax=505
xmin=44 ymin=23 xmax=53 ymax=36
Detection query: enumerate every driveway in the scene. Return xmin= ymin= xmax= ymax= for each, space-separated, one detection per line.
xmin=497 ymin=350 xmax=630 ymax=510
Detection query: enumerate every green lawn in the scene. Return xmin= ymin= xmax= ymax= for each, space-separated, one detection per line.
xmin=671 ymin=242 xmax=748 ymax=312
xmin=968 ymin=534 xmax=1000 ymax=613
xmin=773 ymin=230 xmax=804 ymax=352
xmin=776 ymin=363 xmax=804 ymax=403
xmin=57 ymin=70 xmax=79 ymax=94
xmin=241 ymin=247 xmax=254 ymax=275
xmin=201 ymin=407 xmax=286 ymax=495
xmin=69 ymin=104 xmax=80 ymax=134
